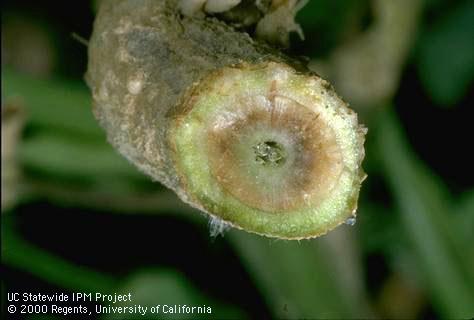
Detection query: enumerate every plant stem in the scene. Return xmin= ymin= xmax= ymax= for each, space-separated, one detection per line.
xmin=86 ymin=0 xmax=366 ymax=239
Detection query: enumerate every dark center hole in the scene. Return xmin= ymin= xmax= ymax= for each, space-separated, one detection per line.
xmin=253 ymin=140 xmax=286 ymax=166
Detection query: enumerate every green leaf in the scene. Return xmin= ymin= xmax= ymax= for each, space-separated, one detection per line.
xmin=1 ymin=217 xmax=116 ymax=292
xmin=20 ymin=133 xmax=141 ymax=181
xmin=228 ymin=231 xmax=371 ymax=319
xmin=455 ymin=190 xmax=474 ymax=244
xmin=377 ymin=108 xmax=474 ymax=318
xmin=109 ymin=270 xmax=246 ymax=320
xmin=296 ymin=0 xmax=363 ymax=55
xmin=2 ymin=68 xmax=103 ymax=138
xmin=416 ymin=1 xmax=474 ymax=107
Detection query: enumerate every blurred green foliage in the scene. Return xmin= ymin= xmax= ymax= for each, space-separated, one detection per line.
xmin=416 ymin=0 xmax=474 ymax=107
xmin=377 ymin=110 xmax=474 ymax=317
xmin=2 ymin=0 xmax=474 ymax=319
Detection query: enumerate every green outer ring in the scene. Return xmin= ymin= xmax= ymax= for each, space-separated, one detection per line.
xmin=170 ymin=62 xmax=365 ymax=239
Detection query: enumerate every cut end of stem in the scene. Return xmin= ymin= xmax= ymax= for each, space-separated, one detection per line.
xmin=170 ymin=61 xmax=366 ymax=239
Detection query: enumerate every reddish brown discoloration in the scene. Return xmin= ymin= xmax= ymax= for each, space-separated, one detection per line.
xmin=207 ymin=94 xmax=343 ymax=213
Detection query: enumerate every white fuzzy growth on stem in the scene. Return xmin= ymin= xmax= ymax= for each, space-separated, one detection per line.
xmin=208 ymin=216 xmax=231 ymax=237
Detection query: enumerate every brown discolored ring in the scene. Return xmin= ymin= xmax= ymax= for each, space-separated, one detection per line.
xmin=206 ymin=94 xmax=344 ymax=213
